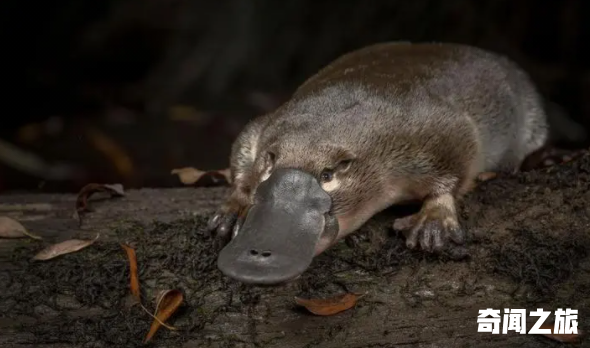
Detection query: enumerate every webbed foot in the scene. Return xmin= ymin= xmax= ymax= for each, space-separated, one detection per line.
xmin=393 ymin=193 xmax=465 ymax=254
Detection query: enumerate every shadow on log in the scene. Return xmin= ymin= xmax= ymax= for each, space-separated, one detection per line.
xmin=0 ymin=151 xmax=589 ymax=347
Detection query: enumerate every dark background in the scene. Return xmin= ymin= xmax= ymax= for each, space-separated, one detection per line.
xmin=0 ymin=0 xmax=588 ymax=193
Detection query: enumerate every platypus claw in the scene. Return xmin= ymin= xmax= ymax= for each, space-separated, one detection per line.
xmin=207 ymin=211 xmax=238 ymax=248
xmin=394 ymin=213 xmax=466 ymax=254
xmin=231 ymin=216 xmax=244 ymax=239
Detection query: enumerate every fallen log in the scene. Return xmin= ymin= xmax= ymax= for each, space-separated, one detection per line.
xmin=0 ymin=152 xmax=589 ymax=348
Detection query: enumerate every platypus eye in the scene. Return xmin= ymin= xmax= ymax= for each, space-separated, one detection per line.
xmin=320 ymin=170 xmax=333 ymax=182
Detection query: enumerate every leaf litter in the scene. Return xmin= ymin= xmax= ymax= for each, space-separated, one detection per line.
xmin=74 ymin=183 xmax=125 ymax=225
xmin=144 ymin=289 xmax=184 ymax=343
xmin=171 ymin=167 xmax=231 ymax=185
xmin=120 ymin=243 xmax=184 ymax=343
xmin=32 ymin=233 xmax=100 ymax=261
xmin=0 ymin=216 xmax=43 ymax=240
xmin=294 ymin=292 xmax=366 ymax=316
xmin=121 ymin=244 xmax=141 ymax=301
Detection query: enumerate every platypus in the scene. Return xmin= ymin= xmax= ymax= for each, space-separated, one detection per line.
xmin=207 ymin=42 xmax=552 ymax=285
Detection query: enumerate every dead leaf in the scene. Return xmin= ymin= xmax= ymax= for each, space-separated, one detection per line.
xmin=294 ymin=292 xmax=365 ymax=316
xmin=144 ymin=289 xmax=184 ymax=343
xmin=86 ymin=127 xmax=135 ymax=179
xmin=75 ymin=183 xmax=125 ymax=224
xmin=119 ymin=243 xmax=182 ymax=339
xmin=32 ymin=234 xmax=100 ymax=261
xmin=103 ymin=183 xmax=125 ymax=196
xmin=171 ymin=167 xmax=231 ymax=185
xmin=171 ymin=167 xmax=206 ymax=185
xmin=539 ymin=323 xmax=582 ymax=343
xmin=0 ymin=216 xmax=43 ymax=240
xmin=121 ymin=244 xmax=140 ymax=301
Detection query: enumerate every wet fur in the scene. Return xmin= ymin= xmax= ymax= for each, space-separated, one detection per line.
xmin=210 ymin=42 xmax=549 ymax=253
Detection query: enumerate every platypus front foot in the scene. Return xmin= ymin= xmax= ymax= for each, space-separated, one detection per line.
xmin=393 ymin=193 xmax=465 ymax=253
xmin=207 ymin=195 xmax=249 ymax=249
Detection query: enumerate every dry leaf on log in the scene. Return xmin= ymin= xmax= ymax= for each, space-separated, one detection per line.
xmin=121 ymin=244 xmax=141 ymax=302
xmin=170 ymin=167 xmax=206 ymax=185
xmin=0 ymin=216 xmax=42 ymax=240
xmin=32 ymin=234 xmax=100 ymax=261
xmin=171 ymin=167 xmax=231 ymax=185
xmin=119 ymin=245 xmax=184 ymax=343
xmin=74 ymin=183 xmax=125 ymax=224
xmin=144 ymin=289 xmax=184 ymax=343
xmin=294 ymin=292 xmax=365 ymax=316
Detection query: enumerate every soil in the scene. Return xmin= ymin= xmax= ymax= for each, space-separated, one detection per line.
xmin=0 ymin=150 xmax=589 ymax=348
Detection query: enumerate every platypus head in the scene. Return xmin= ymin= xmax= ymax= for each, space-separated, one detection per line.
xmin=217 ymin=167 xmax=340 ymax=285
xmin=216 ymin=134 xmax=377 ymax=285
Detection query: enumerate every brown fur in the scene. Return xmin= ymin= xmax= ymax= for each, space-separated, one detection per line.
xmin=209 ymin=42 xmax=549 ymax=253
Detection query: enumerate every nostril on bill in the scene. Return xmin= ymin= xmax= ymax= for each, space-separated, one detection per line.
xmin=248 ymin=249 xmax=272 ymax=258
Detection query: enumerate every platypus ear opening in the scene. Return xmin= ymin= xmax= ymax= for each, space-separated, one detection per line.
xmin=334 ymin=149 xmax=355 ymax=173
xmin=337 ymin=159 xmax=354 ymax=172
xmin=266 ymin=151 xmax=276 ymax=165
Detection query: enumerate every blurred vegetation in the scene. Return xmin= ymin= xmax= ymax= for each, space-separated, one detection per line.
xmin=0 ymin=0 xmax=588 ymax=192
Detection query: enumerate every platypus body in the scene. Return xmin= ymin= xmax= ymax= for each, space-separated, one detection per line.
xmin=208 ymin=42 xmax=549 ymax=285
